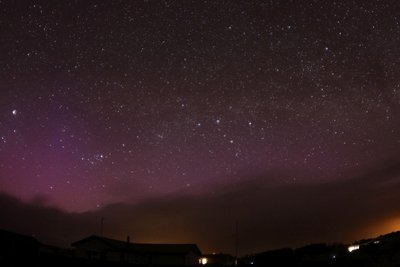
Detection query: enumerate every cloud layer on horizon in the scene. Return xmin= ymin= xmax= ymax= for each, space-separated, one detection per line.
xmin=1 ymin=162 xmax=400 ymax=255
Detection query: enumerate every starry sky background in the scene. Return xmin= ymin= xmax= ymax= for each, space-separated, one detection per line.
xmin=0 ymin=0 xmax=400 ymax=255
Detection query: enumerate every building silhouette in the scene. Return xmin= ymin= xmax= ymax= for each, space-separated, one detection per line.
xmin=72 ymin=235 xmax=201 ymax=266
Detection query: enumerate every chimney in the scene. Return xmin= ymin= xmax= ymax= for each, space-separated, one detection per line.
xmin=127 ymin=235 xmax=130 ymax=244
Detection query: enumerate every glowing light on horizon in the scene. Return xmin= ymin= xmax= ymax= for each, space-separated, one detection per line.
xmin=199 ymin=257 xmax=208 ymax=265
xmin=348 ymin=245 xmax=360 ymax=252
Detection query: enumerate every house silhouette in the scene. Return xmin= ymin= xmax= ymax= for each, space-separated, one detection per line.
xmin=72 ymin=235 xmax=202 ymax=266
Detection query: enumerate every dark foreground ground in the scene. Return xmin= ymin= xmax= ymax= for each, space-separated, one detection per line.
xmin=2 ymin=229 xmax=400 ymax=267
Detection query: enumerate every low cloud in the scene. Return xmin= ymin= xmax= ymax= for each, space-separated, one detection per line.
xmin=1 ymin=162 xmax=400 ymax=255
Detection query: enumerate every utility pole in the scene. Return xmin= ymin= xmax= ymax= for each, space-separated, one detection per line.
xmin=235 ymin=220 xmax=238 ymax=266
xmin=100 ymin=217 xmax=104 ymax=236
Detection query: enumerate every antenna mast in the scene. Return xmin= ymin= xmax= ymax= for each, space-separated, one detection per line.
xmin=235 ymin=220 xmax=238 ymax=266
xmin=100 ymin=217 xmax=104 ymax=236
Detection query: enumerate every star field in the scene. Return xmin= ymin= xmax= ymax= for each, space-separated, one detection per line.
xmin=0 ymin=0 xmax=399 ymax=222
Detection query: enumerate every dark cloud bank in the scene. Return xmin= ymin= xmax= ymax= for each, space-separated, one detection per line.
xmin=1 ymin=162 xmax=400 ymax=255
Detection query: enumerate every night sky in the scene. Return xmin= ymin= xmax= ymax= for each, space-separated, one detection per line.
xmin=1 ymin=0 xmax=400 ymax=255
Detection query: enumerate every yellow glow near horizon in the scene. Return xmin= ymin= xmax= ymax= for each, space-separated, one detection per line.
xmin=360 ymin=217 xmax=400 ymax=240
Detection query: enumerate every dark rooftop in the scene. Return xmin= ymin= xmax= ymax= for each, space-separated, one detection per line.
xmin=72 ymin=235 xmax=201 ymax=255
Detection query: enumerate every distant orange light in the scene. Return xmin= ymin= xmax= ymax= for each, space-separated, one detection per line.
xmin=361 ymin=217 xmax=400 ymax=241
